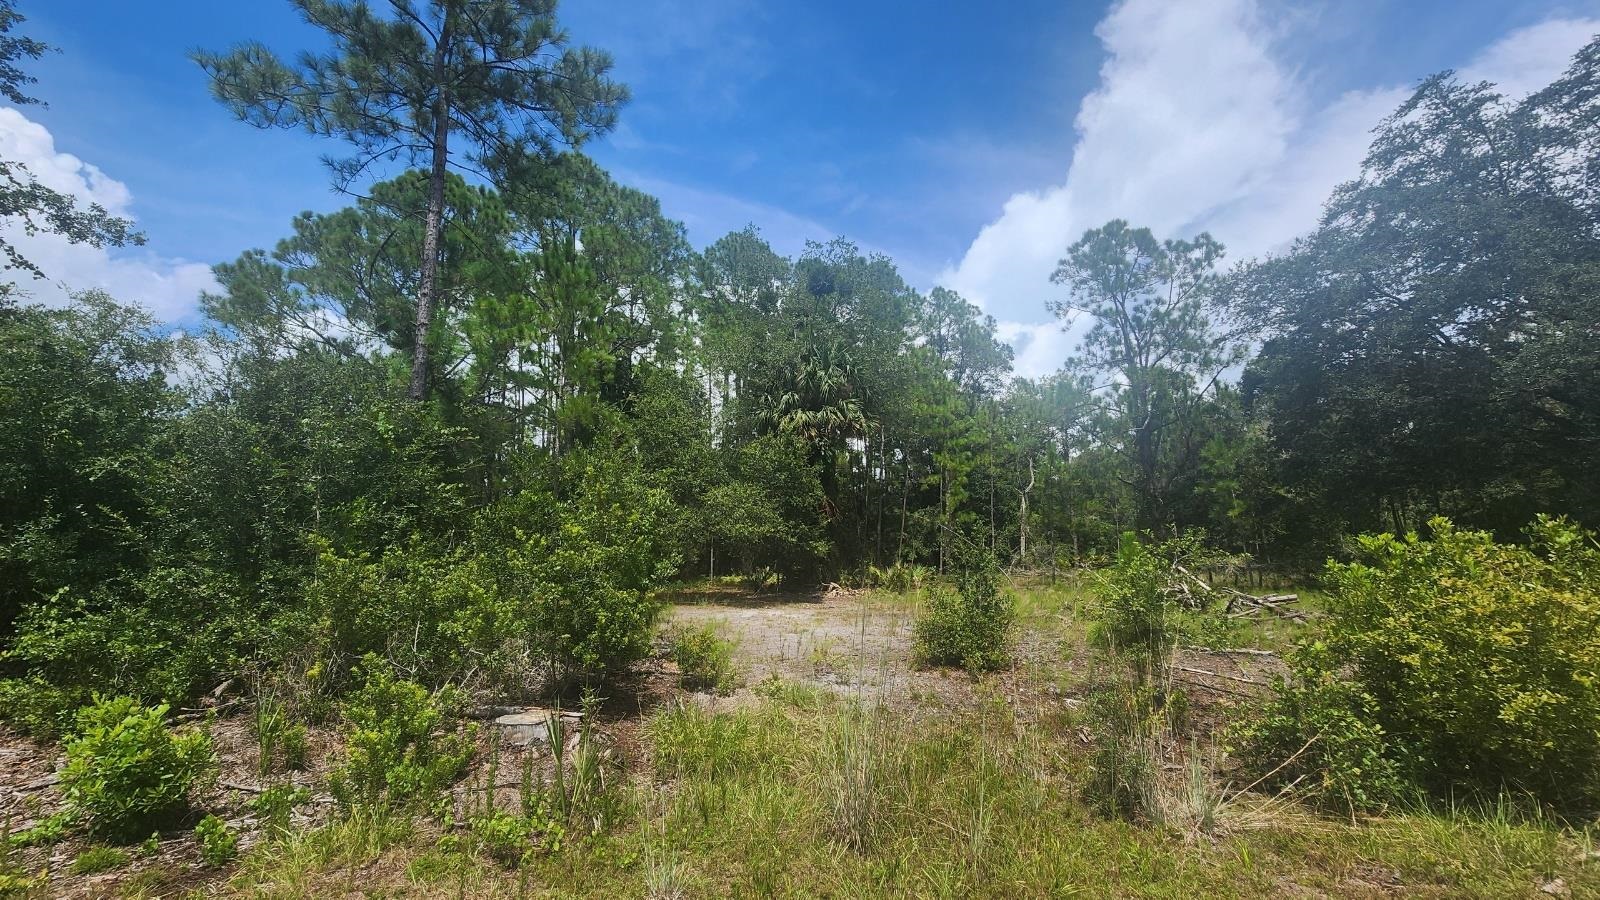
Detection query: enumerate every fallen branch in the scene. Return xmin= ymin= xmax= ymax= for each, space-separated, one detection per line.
xmin=1175 ymin=666 xmax=1270 ymax=687
xmin=1180 ymin=646 xmax=1280 ymax=657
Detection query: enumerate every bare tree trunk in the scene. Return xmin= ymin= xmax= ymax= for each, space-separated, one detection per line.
xmin=875 ymin=428 xmax=885 ymax=561
xmin=1018 ymin=454 xmax=1034 ymax=560
xmin=407 ymin=20 xmax=452 ymax=402
xmin=899 ymin=453 xmax=910 ymax=562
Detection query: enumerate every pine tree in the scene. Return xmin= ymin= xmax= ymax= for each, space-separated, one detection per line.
xmin=195 ymin=0 xmax=627 ymax=400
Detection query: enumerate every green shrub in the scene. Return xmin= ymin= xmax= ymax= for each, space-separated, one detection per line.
xmin=299 ymin=460 xmax=677 ymax=693
xmin=328 ymin=659 xmax=474 ymax=813
xmin=1 ymin=565 xmax=260 ymax=737
xmin=1230 ymin=677 xmax=1409 ymax=812
xmin=1090 ymin=533 xmax=1180 ymax=682
xmin=668 ymin=623 xmax=738 ymax=693
xmin=913 ymin=547 xmax=1014 ymax=672
xmin=193 ymin=814 xmax=238 ymax=866
xmin=0 ymin=676 xmax=85 ymax=740
xmin=866 ymin=562 xmax=930 ymax=594
xmin=60 ymin=697 xmax=215 ymax=841
xmin=1234 ymin=516 xmax=1600 ymax=809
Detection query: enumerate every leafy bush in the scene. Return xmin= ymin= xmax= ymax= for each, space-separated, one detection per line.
xmin=193 ymin=814 xmax=238 ymax=865
xmin=0 ymin=676 xmax=84 ymax=740
xmin=913 ymin=546 xmax=1014 ymax=672
xmin=1233 ymin=516 xmax=1600 ymax=809
xmin=668 ymin=623 xmax=737 ymax=693
xmin=60 ymin=697 xmax=215 ymax=841
xmin=328 ymin=659 xmax=474 ymax=813
xmin=1 ymin=565 xmax=262 ymax=736
xmin=299 ymin=458 xmax=678 ymax=693
xmin=1090 ymin=533 xmax=1180 ymax=682
xmin=1230 ymin=678 xmax=1408 ymax=812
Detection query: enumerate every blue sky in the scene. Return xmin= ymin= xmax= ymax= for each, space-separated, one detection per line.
xmin=7 ymin=0 xmax=1599 ymax=375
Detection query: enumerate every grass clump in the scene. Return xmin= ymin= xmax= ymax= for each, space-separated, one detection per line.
xmin=914 ymin=545 xmax=1014 ymax=672
xmin=68 ymin=846 xmax=129 ymax=875
xmin=647 ymin=702 xmax=760 ymax=781
xmin=60 ymin=696 xmax=215 ymax=842
xmin=667 ymin=622 xmax=738 ymax=694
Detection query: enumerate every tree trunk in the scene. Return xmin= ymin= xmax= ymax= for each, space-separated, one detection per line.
xmin=407 ymin=21 xmax=452 ymax=402
xmin=1018 ymin=454 xmax=1034 ymax=560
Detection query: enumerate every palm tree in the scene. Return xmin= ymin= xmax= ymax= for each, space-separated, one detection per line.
xmin=756 ymin=339 xmax=868 ymax=447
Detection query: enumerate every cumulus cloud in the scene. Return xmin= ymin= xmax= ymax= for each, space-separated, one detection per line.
xmin=945 ymin=2 xmax=1599 ymax=379
xmin=0 ymin=106 xmax=217 ymax=322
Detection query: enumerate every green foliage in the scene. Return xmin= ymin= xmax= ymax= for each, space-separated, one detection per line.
xmin=866 ymin=562 xmax=930 ymax=594
xmin=4 ymin=813 xmax=67 ymax=849
xmin=1235 ymin=516 xmax=1600 ymax=809
xmin=0 ymin=296 xmax=177 ymax=636
xmin=1050 ymin=220 xmax=1240 ymax=531
xmin=668 ymin=623 xmax=738 ymax=694
xmin=194 ymin=814 xmax=238 ymax=866
xmin=328 ymin=659 xmax=473 ymax=813
xmin=1228 ymin=56 xmax=1600 ymax=538
xmin=68 ymin=846 xmax=129 ymax=875
xmin=4 ymin=564 xmax=259 ymax=731
xmin=195 ymin=0 xmax=627 ymax=400
xmin=1082 ymin=681 xmax=1163 ymax=821
xmin=248 ymin=784 xmax=311 ymax=838
xmin=469 ymin=809 xmax=537 ymax=866
xmin=1090 ymin=533 xmax=1181 ymax=684
xmin=1230 ymin=678 xmax=1409 ymax=813
xmin=913 ymin=546 xmax=1014 ymax=672
xmin=296 ymin=456 xmax=676 ymax=692
xmin=648 ymin=703 xmax=758 ymax=780
xmin=60 ymin=697 xmax=215 ymax=841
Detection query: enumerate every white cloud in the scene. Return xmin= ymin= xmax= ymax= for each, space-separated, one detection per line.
xmin=1462 ymin=18 xmax=1600 ymax=99
xmin=995 ymin=319 xmax=1076 ymax=380
xmin=940 ymin=2 xmax=1600 ymax=378
xmin=0 ymin=106 xmax=217 ymax=322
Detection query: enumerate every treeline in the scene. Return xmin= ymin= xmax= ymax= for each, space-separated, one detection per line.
xmin=2 ymin=0 xmax=1599 ymax=726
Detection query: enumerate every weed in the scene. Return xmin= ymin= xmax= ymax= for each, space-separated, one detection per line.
xmin=819 ymin=700 xmax=888 ymax=852
xmin=648 ymin=702 xmax=757 ymax=780
xmin=248 ymin=784 xmax=311 ymax=838
xmin=69 ymin=845 xmax=130 ymax=875
xmin=643 ymin=845 xmax=689 ymax=899
xmin=195 ymin=814 xmax=238 ymax=865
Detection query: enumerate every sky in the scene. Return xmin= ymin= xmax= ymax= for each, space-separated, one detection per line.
xmin=6 ymin=0 xmax=1599 ymax=377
